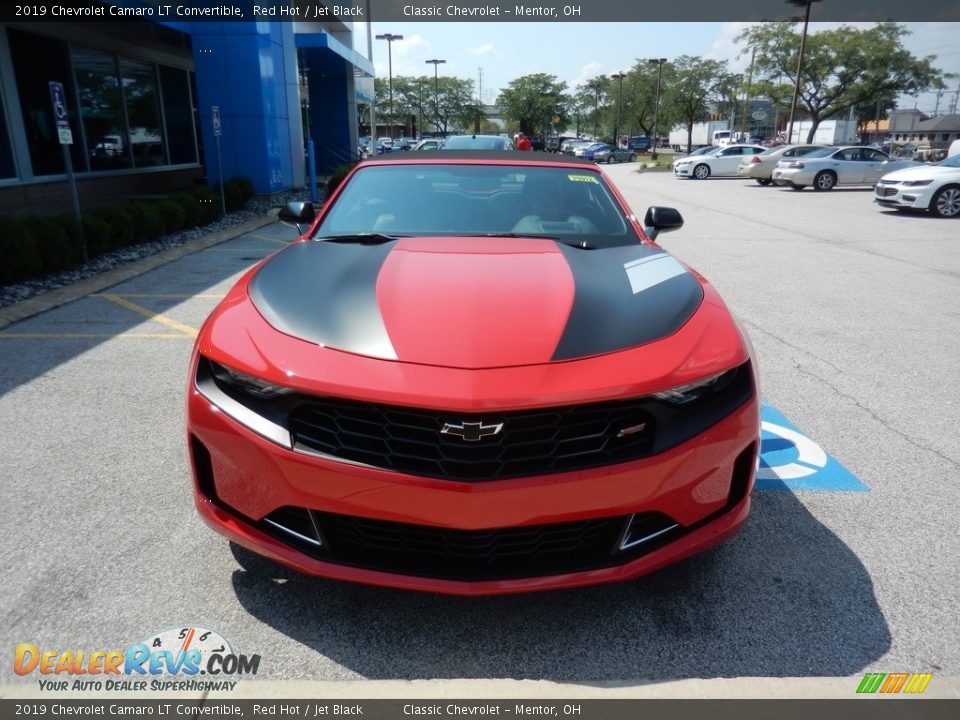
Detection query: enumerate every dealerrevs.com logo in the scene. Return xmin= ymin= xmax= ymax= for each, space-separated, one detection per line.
xmin=14 ymin=626 xmax=260 ymax=692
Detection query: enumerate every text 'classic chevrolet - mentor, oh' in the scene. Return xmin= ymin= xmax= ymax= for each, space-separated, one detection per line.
xmin=187 ymin=152 xmax=760 ymax=594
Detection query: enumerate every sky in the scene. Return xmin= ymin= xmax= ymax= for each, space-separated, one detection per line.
xmin=351 ymin=22 xmax=960 ymax=115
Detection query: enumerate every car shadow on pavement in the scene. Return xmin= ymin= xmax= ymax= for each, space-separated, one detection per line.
xmin=229 ymin=489 xmax=890 ymax=681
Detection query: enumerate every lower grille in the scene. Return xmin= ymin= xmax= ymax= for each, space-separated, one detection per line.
xmin=260 ymin=508 xmax=681 ymax=581
xmin=875 ymin=186 xmax=897 ymax=197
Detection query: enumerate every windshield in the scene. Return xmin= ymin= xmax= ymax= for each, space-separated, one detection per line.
xmin=441 ymin=136 xmax=509 ymax=150
xmin=939 ymin=155 xmax=960 ymax=168
xmin=316 ymin=164 xmax=638 ymax=248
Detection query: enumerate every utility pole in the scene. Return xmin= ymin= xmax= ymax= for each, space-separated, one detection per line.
xmin=375 ymin=33 xmax=404 ymax=140
xmin=741 ymin=47 xmax=756 ymax=139
xmin=786 ymin=0 xmax=822 ymax=144
xmin=425 ymin=58 xmax=446 ymax=135
xmin=648 ymin=58 xmax=666 ymax=159
xmin=365 ymin=1 xmax=375 ymax=140
xmin=611 ymin=71 xmax=626 ymax=147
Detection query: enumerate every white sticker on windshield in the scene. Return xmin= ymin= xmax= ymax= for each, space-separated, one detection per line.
xmin=624 ymin=254 xmax=686 ymax=294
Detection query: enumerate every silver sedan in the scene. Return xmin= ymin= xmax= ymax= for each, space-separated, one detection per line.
xmin=737 ymin=144 xmax=825 ymax=185
xmin=772 ymin=146 xmax=921 ymax=191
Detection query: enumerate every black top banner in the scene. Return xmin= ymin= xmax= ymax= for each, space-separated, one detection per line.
xmin=1 ymin=0 xmax=958 ymax=23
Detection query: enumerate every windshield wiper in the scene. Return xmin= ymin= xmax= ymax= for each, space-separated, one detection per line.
xmin=313 ymin=233 xmax=400 ymax=244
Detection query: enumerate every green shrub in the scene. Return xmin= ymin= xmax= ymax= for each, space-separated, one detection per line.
xmin=93 ymin=205 xmax=134 ymax=248
xmin=327 ymin=162 xmax=358 ymax=195
xmin=25 ymin=217 xmax=74 ymax=273
xmin=196 ymin=191 xmax=220 ymax=224
xmin=172 ymin=192 xmax=202 ymax=228
xmin=125 ymin=202 xmax=165 ymax=245
xmin=219 ymin=180 xmax=244 ymax=212
xmin=230 ymin=175 xmax=256 ymax=204
xmin=156 ymin=199 xmax=185 ymax=234
xmin=0 ymin=217 xmax=42 ymax=285
xmin=82 ymin=215 xmax=114 ymax=257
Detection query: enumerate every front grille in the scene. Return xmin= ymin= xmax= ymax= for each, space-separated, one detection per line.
xmin=876 ymin=186 xmax=898 ymax=197
xmin=289 ymin=397 xmax=656 ymax=481
xmin=204 ymin=357 xmax=754 ymax=483
xmin=260 ymin=508 xmax=680 ymax=581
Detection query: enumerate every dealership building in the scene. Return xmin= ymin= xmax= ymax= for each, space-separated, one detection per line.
xmin=0 ymin=3 xmax=373 ymax=216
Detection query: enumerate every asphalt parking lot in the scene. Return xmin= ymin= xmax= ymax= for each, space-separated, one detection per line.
xmin=2 ymin=166 xmax=958 ymax=693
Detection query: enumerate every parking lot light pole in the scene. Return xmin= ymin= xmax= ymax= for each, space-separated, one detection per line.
xmin=426 ymin=59 xmax=446 ymax=135
xmin=786 ymin=0 xmax=822 ymax=144
xmin=376 ymin=33 xmax=403 ymax=140
xmin=611 ymin=71 xmax=626 ymax=147
xmin=648 ymin=58 xmax=667 ymax=159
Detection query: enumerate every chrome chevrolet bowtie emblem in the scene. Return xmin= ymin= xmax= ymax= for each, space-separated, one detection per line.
xmin=440 ymin=420 xmax=504 ymax=442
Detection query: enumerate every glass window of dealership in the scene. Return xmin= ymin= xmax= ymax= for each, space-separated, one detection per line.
xmin=0 ymin=24 xmax=197 ymax=180
xmin=0 ymin=9 xmax=372 ymax=213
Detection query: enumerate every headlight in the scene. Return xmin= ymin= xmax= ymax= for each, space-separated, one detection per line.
xmin=209 ymin=361 xmax=293 ymax=400
xmin=902 ymin=179 xmax=933 ymax=187
xmin=654 ymin=368 xmax=738 ymax=405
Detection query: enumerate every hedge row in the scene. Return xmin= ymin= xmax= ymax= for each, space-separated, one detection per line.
xmin=0 ymin=176 xmax=256 ymax=287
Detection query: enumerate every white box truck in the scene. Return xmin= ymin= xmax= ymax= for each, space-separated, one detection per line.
xmin=788 ymin=119 xmax=859 ymax=145
xmin=670 ymin=121 xmax=731 ymax=151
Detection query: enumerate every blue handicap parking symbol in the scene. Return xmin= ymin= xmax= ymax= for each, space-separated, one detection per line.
xmin=757 ymin=402 xmax=868 ymax=492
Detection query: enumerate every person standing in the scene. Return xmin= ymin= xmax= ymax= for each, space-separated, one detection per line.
xmin=516 ymin=133 xmax=532 ymax=151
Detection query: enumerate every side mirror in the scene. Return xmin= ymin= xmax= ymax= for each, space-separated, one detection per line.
xmin=643 ymin=206 xmax=684 ymax=240
xmin=278 ymin=201 xmax=316 ymax=234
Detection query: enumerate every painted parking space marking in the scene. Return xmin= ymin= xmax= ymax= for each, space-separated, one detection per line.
xmin=99 ymin=294 xmax=198 ymax=337
xmin=757 ymin=402 xmax=868 ymax=492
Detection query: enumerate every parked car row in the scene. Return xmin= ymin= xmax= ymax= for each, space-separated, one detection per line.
xmin=672 ymin=140 xmax=960 ymax=218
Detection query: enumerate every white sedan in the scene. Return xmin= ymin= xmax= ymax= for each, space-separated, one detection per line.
xmin=674 ymin=144 xmax=766 ymax=179
xmin=772 ymin=146 xmax=920 ymax=191
xmin=874 ymin=153 xmax=960 ymax=218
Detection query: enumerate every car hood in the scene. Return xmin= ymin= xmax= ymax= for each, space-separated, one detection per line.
xmin=880 ymin=163 xmax=960 ymax=181
xmin=248 ymin=237 xmax=704 ymax=369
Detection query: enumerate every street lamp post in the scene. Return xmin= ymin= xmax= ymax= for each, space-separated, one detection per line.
xmin=375 ymin=32 xmax=403 ymax=140
xmin=417 ymin=79 xmax=424 ymax=141
xmin=611 ymin=71 xmax=626 ymax=147
xmin=786 ymin=0 xmax=822 ymax=144
xmin=648 ymin=58 xmax=667 ymax=159
xmin=425 ymin=59 xmax=446 ymax=135
xmin=593 ymin=84 xmax=600 ymax=140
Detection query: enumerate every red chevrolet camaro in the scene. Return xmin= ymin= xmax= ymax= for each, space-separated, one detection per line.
xmin=187 ymin=152 xmax=760 ymax=595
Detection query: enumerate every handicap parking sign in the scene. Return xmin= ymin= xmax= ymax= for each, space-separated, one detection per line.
xmin=757 ymin=403 xmax=868 ymax=492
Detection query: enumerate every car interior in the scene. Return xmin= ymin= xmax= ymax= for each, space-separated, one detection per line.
xmin=319 ymin=165 xmax=632 ymax=244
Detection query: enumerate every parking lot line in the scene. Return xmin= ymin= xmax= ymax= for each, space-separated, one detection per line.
xmin=91 ymin=293 xmax=226 ymax=299
xmin=99 ymin=293 xmax=199 ymax=338
xmin=0 ymin=332 xmax=192 ymax=339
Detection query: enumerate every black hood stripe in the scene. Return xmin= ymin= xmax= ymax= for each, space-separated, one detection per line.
xmin=551 ymin=244 xmax=703 ymax=361
xmin=249 ymin=241 xmax=397 ymax=359
xmin=249 ymin=240 xmax=703 ymax=365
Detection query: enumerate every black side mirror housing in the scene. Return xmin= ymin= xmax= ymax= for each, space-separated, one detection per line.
xmin=278 ymin=201 xmax=316 ymax=234
xmin=643 ymin=206 xmax=684 ymax=240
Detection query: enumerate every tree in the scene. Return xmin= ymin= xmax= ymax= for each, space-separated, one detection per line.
xmin=497 ymin=74 xmax=570 ymax=138
xmin=376 ymin=75 xmax=484 ymax=136
xmin=662 ymin=56 xmax=730 ymax=152
xmin=580 ymin=76 xmax=609 ymax=139
xmin=737 ymin=22 xmax=942 ymax=143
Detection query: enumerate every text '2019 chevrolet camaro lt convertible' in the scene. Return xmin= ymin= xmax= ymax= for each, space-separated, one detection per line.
xmin=187 ymin=152 xmax=760 ymax=595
